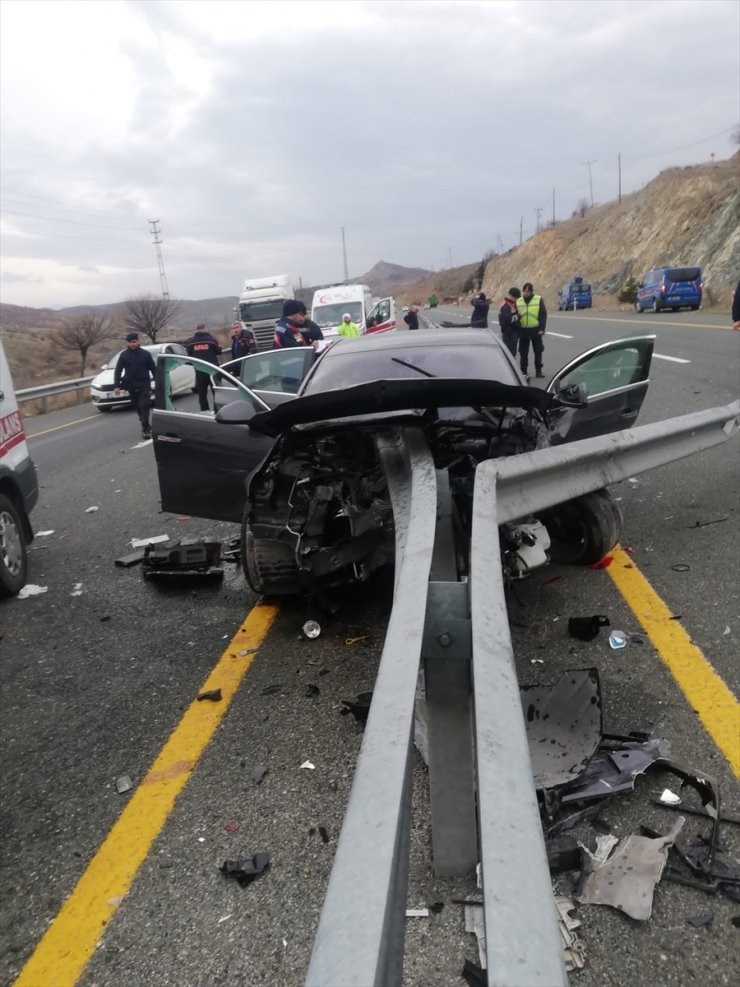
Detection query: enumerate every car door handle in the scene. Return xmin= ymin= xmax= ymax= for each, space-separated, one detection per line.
xmin=158 ymin=434 xmax=182 ymax=443
xmin=620 ymin=409 xmax=637 ymax=418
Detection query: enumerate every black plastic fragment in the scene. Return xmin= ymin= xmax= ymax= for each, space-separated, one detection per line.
xmin=220 ymin=852 xmax=270 ymax=885
xmin=428 ymin=901 xmax=444 ymax=914
xmin=732 ymin=916 xmax=740 ymax=928
xmin=340 ymin=692 xmax=373 ymax=722
xmin=197 ymin=689 xmax=222 ymax=702
xmin=687 ymin=914 xmax=714 ymax=927
xmin=261 ymin=683 xmax=283 ymax=696
xmin=114 ymin=548 xmax=146 ymax=567
xmin=142 ymin=541 xmax=223 ymax=579
xmin=568 ymin=615 xmax=610 ymax=641
xmin=461 ymin=959 xmax=487 ymax=987
xmin=546 ymin=835 xmax=583 ymax=873
xmin=305 ymin=683 xmax=320 ymax=699
xmin=318 ymin=825 xmax=329 ymax=844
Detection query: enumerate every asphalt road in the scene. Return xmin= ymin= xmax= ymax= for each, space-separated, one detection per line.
xmin=2 ymin=310 xmax=739 ymax=987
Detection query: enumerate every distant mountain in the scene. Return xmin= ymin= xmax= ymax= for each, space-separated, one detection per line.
xmin=353 ymin=261 xmax=434 ymax=297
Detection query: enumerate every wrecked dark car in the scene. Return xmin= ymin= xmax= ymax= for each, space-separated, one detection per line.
xmin=152 ymin=329 xmax=654 ymax=596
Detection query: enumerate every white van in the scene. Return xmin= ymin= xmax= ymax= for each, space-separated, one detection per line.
xmin=311 ymin=284 xmax=397 ymax=337
xmin=0 ymin=342 xmax=38 ymax=596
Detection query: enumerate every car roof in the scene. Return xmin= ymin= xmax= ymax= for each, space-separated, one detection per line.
xmin=325 ymin=327 xmax=501 ymax=357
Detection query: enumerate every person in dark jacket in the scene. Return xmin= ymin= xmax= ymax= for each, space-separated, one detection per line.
xmin=498 ymin=287 xmax=521 ymax=356
xmin=184 ymin=323 xmax=221 ymax=411
xmin=516 ymin=282 xmax=548 ymax=379
xmin=230 ymin=322 xmax=257 ymax=359
xmin=403 ymin=305 xmax=420 ymax=330
xmin=732 ymin=278 xmax=740 ymax=330
xmin=301 ymin=317 xmax=325 ymax=349
xmin=274 ymin=300 xmax=309 ymax=349
xmin=470 ymin=292 xmax=490 ymax=328
xmin=113 ymin=332 xmax=157 ymax=438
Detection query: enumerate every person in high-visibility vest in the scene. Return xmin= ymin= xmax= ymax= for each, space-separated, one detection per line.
xmin=515 ymin=282 xmax=548 ymax=380
xmin=338 ymin=313 xmax=360 ymax=338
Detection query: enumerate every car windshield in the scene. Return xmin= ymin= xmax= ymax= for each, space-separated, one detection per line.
xmin=312 ymin=302 xmax=363 ymax=328
xmin=239 ymin=300 xmax=284 ymax=322
xmin=104 ymin=349 xmax=124 ymax=370
xmin=665 ymin=267 xmax=700 ymax=283
xmin=573 ymin=283 xmax=591 ymax=292
xmin=307 ymin=342 xmax=517 ymax=392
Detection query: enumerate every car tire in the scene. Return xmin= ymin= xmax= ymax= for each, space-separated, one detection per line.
xmin=652 ymin=298 xmax=661 ymax=313
xmin=0 ymin=494 xmax=28 ymax=597
xmin=95 ymin=405 xmax=112 ymax=412
xmin=241 ymin=520 xmax=302 ymax=595
xmin=635 ymin=300 xmax=643 ymax=313
xmin=691 ymin=305 xmax=700 ymax=311
xmin=539 ymin=489 xmax=623 ymax=566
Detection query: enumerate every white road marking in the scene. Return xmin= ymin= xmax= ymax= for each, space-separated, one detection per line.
xmin=652 ymin=353 xmax=691 ymax=364
xmin=132 ymin=438 xmax=153 ymax=448
xmin=546 ymin=331 xmax=573 ymax=339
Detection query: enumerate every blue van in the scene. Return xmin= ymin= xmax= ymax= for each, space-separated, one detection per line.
xmin=635 ymin=266 xmax=702 ymax=313
xmin=558 ymin=277 xmax=592 ymax=310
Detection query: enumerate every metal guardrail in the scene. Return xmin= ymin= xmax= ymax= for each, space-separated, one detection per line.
xmin=307 ymin=401 xmax=739 ymax=987
xmin=17 ymin=376 xmax=94 ymax=413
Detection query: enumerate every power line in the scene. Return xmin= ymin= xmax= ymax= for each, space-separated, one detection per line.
xmin=1 ymin=189 xmax=144 ymax=221
xmin=0 ymin=208 xmax=142 ymax=231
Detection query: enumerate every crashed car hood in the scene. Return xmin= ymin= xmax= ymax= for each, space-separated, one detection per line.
xmin=248 ymin=377 xmax=554 ymax=437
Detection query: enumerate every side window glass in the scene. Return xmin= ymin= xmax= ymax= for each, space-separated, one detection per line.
xmin=377 ymin=300 xmax=390 ymax=321
xmin=557 ymin=344 xmax=647 ymax=397
xmin=240 ymin=351 xmax=306 ymax=394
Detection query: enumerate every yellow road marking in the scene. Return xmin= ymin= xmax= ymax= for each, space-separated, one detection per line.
xmin=551 ymin=313 xmax=730 ymax=331
xmin=26 ymin=414 xmax=101 ymax=438
xmin=607 ymin=547 xmax=740 ymax=776
xmin=14 ymin=602 xmax=280 ymax=987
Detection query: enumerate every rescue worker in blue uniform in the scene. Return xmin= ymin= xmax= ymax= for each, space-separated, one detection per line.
xmin=184 ymin=323 xmax=221 ymax=411
xmin=113 ymin=332 xmax=157 ymax=439
xmin=516 ymin=282 xmax=547 ymax=380
xmin=274 ymin=300 xmax=309 ymax=348
xmin=498 ymin=287 xmax=521 ymax=356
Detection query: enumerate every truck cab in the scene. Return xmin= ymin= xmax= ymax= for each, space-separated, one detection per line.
xmin=238 ymin=274 xmax=295 ymax=350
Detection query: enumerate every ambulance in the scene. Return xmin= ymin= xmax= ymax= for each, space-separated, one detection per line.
xmin=311 ymin=284 xmax=397 ymax=337
xmin=0 ymin=342 xmax=38 ymax=596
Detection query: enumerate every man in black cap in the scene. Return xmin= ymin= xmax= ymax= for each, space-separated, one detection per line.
xmin=498 ymin=287 xmax=522 ymax=356
xmin=470 ymin=291 xmax=490 ymax=328
xmin=113 ymin=332 xmax=157 ymax=439
xmin=273 ymin=300 xmax=309 ymax=348
xmin=184 ymin=323 xmax=221 ymax=411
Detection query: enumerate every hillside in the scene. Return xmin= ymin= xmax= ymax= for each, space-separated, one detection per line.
xmin=396 ymin=154 xmax=740 ymax=308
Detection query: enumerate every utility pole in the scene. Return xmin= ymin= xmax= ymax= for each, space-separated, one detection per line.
xmin=533 ymin=207 xmax=543 ymax=234
xmin=148 ymin=219 xmax=170 ymax=298
xmin=341 ymin=227 xmax=349 ymax=283
xmin=552 ymin=187 xmax=556 ymax=226
xmin=618 ymin=152 xmax=622 ymax=205
xmin=497 ymin=234 xmax=504 ymax=254
xmin=448 ymin=247 xmax=453 ymax=269
xmin=582 ymin=159 xmax=597 ymax=208
xmin=519 ymin=216 xmax=523 ymax=246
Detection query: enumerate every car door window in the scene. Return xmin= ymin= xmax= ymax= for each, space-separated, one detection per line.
xmin=550 ymin=336 xmax=654 ymax=399
xmin=156 ymin=355 xmax=270 ymax=413
xmin=239 ymin=350 xmax=311 ymax=394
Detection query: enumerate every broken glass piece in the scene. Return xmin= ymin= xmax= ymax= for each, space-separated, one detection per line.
xmin=577 ymin=818 xmax=685 ymax=920
xmin=520 ymin=668 xmax=602 ymax=788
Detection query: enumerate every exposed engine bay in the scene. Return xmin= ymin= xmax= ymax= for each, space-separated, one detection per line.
xmin=244 ymin=406 xmax=558 ymax=596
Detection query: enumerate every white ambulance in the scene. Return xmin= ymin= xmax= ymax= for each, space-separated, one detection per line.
xmin=311 ymin=284 xmax=397 ymax=337
xmin=0 ymin=342 xmax=38 ymax=596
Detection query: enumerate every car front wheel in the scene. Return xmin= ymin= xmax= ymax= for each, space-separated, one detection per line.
xmin=635 ymin=300 xmax=643 ymax=313
xmin=241 ymin=515 xmax=302 ymax=595
xmin=652 ymin=298 xmax=661 ymax=313
xmin=0 ymin=494 xmax=28 ymax=597
xmin=539 ymin=489 xmax=623 ymax=566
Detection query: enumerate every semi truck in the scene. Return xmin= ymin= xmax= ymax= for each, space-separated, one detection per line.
xmin=236 ymin=274 xmax=295 ymax=350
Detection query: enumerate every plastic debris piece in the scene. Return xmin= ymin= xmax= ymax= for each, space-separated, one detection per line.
xmin=429 ymin=901 xmax=444 ymax=913
xmin=85 ymin=506 xmax=99 ymax=513
xmin=300 ymin=760 xmax=316 ymax=770
xmin=555 ymin=896 xmax=586 ymax=972
xmin=732 ymin=916 xmax=740 ymax=928
xmin=220 ymin=852 xmax=270 ymax=885
xmin=687 ymin=914 xmax=714 ymax=928
xmin=691 ymin=516 xmax=729 ymax=528
xmin=114 ymin=548 xmax=146 ymax=567
xmin=660 ymin=788 xmax=681 ymax=805
xmin=590 ymin=555 xmax=613 ymax=569
xmin=131 ymin=534 xmax=170 ymax=548
xmin=577 ymin=818 xmax=685 ymax=920
xmin=671 ymin=563 xmax=691 ymax=572
xmin=723 ymin=626 xmax=731 ymax=635
xmin=318 ymin=825 xmax=329 ymax=844
xmin=258 ymin=806 xmax=275 ymax=817
xmin=36 ymin=530 xmax=54 ymax=537
xmin=302 ymin=620 xmax=321 ymax=639
xmin=608 ymin=630 xmax=627 ymax=649
xmin=627 ymin=477 xmax=640 ymax=485
xmin=340 ymin=692 xmax=373 ymax=722
xmin=116 ymin=775 xmax=133 ymax=794
xmin=197 ymin=689 xmax=222 ymax=702
xmin=305 ymin=683 xmax=320 ymax=699
xmin=251 ymin=764 xmax=268 ymax=785
xmin=217 ymin=914 xmax=232 ymax=923
xmin=70 ymin=583 xmax=83 ymax=597
xmin=17 ymin=584 xmax=48 ymax=598
xmin=530 ymin=658 xmax=545 ymax=664
xmin=260 ymin=683 xmax=282 ymax=696
xmin=547 ymin=836 xmax=583 ymax=873
xmin=406 ymin=908 xmax=429 ymax=917
xmin=568 ymin=615 xmax=610 ymax=641
xmin=224 ymin=824 xmax=239 ymax=832
xmin=238 ymin=647 xmax=259 ymax=656
xmin=142 ymin=541 xmax=223 ymax=580
xmin=521 ymin=668 xmax=602 ymax=788
xmin=463 ymin=900 xmax=486 ymax=969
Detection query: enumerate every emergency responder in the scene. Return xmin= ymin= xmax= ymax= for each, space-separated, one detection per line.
xmin=470 ymin=292 xmax=490 ymax=328
xmin=274 ymin=300 xmax=309 ymax=348
xmin=113 ymin=332 xmax=157 ymax=439
xmin=338 ymin=313 xmax=360 ymax=338
xmin=230 ymin=322 xmax=257 ymax=359
xmin=184 ymin=323 xmax=221 ymax=411
xmin=516 ymin=282 xmax=547 ymax=380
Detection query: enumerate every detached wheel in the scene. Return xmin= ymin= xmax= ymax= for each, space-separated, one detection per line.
xmin=241 ymin=515 xmax=301 ymax=595
xmin=0 ymin=494 xmax=28 ymax=597
xmin=540 ymin=489 xmax=623 ymax=565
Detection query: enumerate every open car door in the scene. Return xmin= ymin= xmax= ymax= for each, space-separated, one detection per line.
xmin=152 ymin=356 xmax=275 ymax=523
xmin=546 ymin=335 xmax=655 ymax=445
xmin=365 ymin=297 xmax=397 ymax=334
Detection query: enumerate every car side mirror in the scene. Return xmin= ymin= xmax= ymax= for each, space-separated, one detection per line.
xmin=554 ymin=381 xmax=589 ymax=407
xmin=215 ymin=400 xmax=258 ymax=425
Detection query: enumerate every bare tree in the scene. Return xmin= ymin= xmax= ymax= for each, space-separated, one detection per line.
xmin=55 ymin=312 xmax=118 ymax=376
xmin=123 ymin=295 xmax=181 ymax=343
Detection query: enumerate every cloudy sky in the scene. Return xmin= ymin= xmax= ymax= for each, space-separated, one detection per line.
xmin=1 ymin=0 xmax=738 ymax=309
